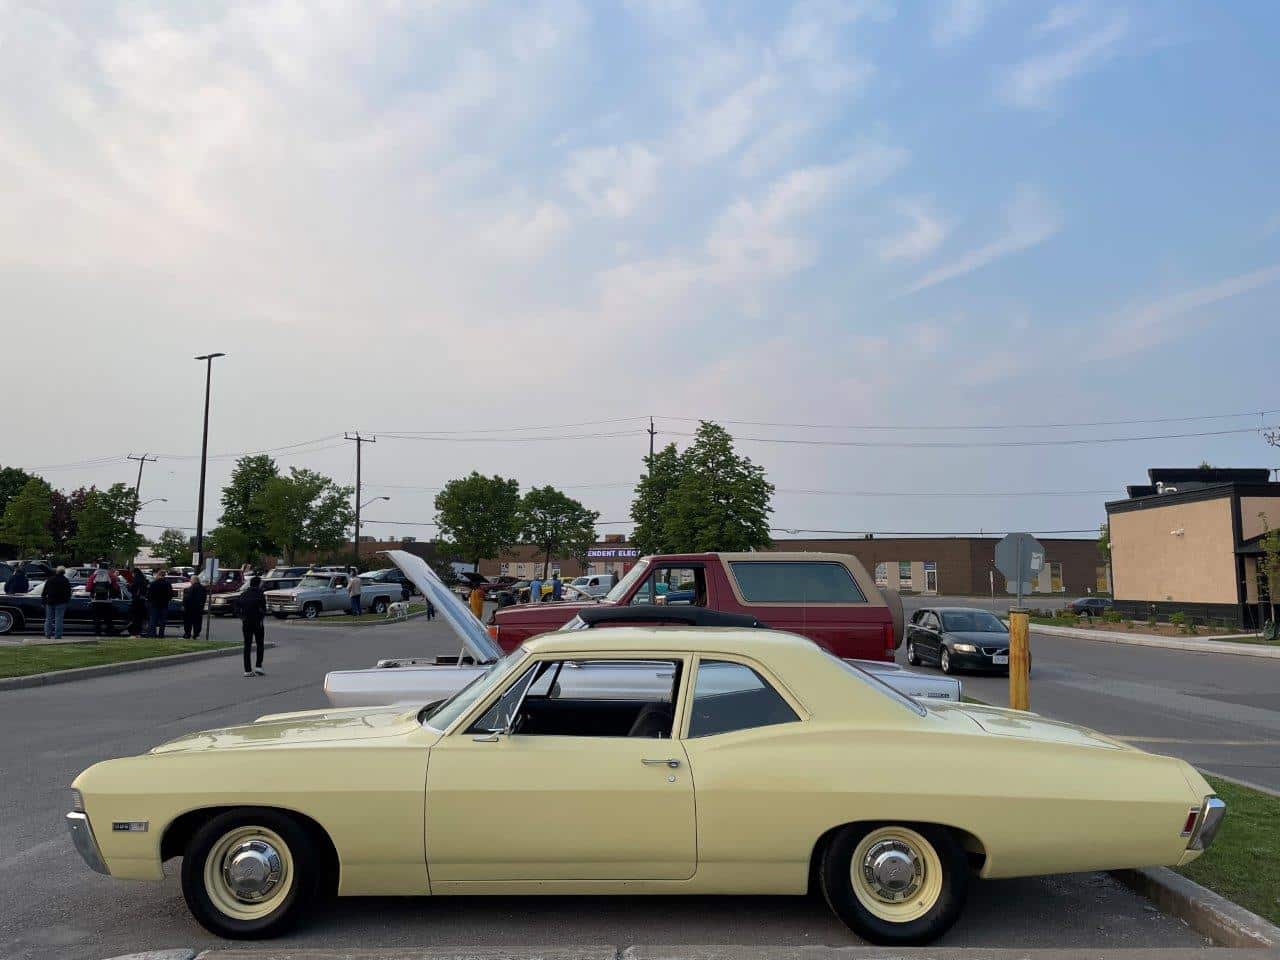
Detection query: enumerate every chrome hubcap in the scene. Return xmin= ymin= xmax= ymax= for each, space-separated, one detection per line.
xmin=222 ymin=839 xmax=283 ymax=902
xmin=861 ymin=839 xmax=924 ymax=902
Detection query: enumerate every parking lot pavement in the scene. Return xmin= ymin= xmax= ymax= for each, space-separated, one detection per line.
xmin=0 ymin=617 xmax=1212 ymax=960
xmin=894 ymin=617 xmax=1280 ymax=793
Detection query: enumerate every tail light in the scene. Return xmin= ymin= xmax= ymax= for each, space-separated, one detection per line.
xmin=883 ymin=622 xmax=895 ymax=659
xmin=488 ymin=625 xmax=499 ymax=641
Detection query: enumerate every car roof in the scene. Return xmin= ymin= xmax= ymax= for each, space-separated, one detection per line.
xmin=522 ymin=625 xmax=819 ymax=657
xmin=925 ymin=606 xmax=1003 ymax=614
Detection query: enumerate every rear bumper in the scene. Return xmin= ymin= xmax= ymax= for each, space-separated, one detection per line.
xmin=66 ymin=812 xmax=109 ymax=875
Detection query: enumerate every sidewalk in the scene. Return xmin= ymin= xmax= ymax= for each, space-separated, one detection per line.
xmin=1031 ymin=622 xmax=1280 ymax=659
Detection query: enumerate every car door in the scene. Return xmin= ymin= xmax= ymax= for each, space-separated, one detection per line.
xmin=424 ymin=655 xmax=697 ymax=883
xmin=918 ymin=611 xmax=942 ymax=662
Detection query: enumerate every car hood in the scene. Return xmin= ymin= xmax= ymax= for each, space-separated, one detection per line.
xmin=946 ymin=631 xmax=1009 ymax=647
xmin=385 ymin=549 xmax=503 ymax=663
xmin=929 ymin=702 xmax=1133 ymax=751
xmin=149 ymin=705 xmax=419 ymax=754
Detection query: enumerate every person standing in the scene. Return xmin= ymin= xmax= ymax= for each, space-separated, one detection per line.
xmin=127 ymin=568 xmax=149 ymax=638
xmin=146 ymin=569 xmax=174 ymax=638
xmin=468 ymin=584 xmax=484 ymax=619
xmin=182 ymin=574 xmax=208 ymax=639
xmin=551 ymin=572 xmax=562 ymax=601
xmin=5 ymin=565 xmax=30 ymax=595
xmin=238 ymin=575 xmax=267 ymax=677
xmin=42 ymin=565 xmax=71 ymax=639
xmin=347 ymin=574 xmax=363 ymax=616
xmin=87 ymin=559 xmax=119 ymax=637
xmin=529 ymin=575 xmax=542 ymax=605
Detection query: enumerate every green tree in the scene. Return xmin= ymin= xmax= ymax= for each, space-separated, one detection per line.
xmin=519 ymin=486 xmax=599 ymax=578
xmin=433 ymin=472 xmax=522 ymax=569
xmin=218 ymin=454 xmax=280 ymax=559
xmin=629 ymin=443 xmax=686 ymax=555
xmin=72 ymin=484 xmax=142 ymax=564
xmin=252 ymin=468 xmax=354 ymax=564
xmin=0 ymin=478 xmax=54 ymax=557
xmin=663 ymin=421 xmax=773 ymax=552
xmin=204 ymin=525 xmax=255 ymax=567
xmin=1258 ymin=513 xmax=1280 ymax=627
xmin=152 ymin=528 xmax=193 ymax=567
xmin=47 ymin=488 xmax=87 ymax=563
xmin=0 ymin=466 xmax=39 ymax=517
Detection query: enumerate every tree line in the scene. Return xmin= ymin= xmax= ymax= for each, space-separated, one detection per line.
xmin=1 ymin=420 xmax=774 ymax=571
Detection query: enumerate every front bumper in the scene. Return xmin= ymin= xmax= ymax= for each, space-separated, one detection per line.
xmin=66 ymin=812 xmax=109 ymax=875
xmin=949 ymin=647 xmax=1012 ymax=671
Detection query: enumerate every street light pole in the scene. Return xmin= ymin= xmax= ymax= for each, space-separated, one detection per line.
xmin=193 ymin=353 xmax=226 ymax=569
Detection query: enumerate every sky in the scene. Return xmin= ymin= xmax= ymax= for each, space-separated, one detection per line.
xmin=3 ymin=0 xmax=1279 ymax=544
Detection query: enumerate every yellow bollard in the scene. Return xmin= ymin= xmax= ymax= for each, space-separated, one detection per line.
xmin=1008 ymin=609 xmax=1030 ymax=711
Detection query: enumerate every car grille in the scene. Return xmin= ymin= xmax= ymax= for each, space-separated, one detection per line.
xmin=981 ymin=646 xmax=1006 ymax=656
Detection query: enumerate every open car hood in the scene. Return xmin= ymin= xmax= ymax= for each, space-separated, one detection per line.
xmin=385 ymin=549 xmax=503 ymax=663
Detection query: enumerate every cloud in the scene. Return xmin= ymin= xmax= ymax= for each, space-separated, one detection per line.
xmin=1034 ymin=2 xmax=1090 ymax=35
xmin=999 ymin=10 xmax=1128 ymax=108
xmin=1097 ymin=264 xmax=1280 ymax=359
xmin=900 ymin=185 xmax=1060 ymax=295
xmin=565 ymin=144 xmax=661 ymax=218
xmin=932 ymin=0 xmax=992 ymax=47
xmin=879 ymin=199 xmax=950 ymax=262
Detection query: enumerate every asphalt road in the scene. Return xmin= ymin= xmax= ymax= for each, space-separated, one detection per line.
xmin=0 ymin=614 xmax=1211 ymax=960
xmin=898 ymin=598 xmax=1280 ymax=792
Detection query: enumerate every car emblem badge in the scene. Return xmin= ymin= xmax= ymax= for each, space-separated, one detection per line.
xmin=112 ymin=821 xmax=148 ymax=832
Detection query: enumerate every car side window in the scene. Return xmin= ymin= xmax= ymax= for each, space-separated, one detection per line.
xmin=687 ymin=660 xmax=799 ymax=738
xmin=920 ymin=612 xmax=938 ymax=630
xmin=728 ymin=561 xmax=866 ymax=603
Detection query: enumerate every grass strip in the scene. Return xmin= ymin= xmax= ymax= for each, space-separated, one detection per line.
xmin=1177 ymin=775 xmax=1280 ymax=925
xmin=0 ymin=638 xmax=233 ymax=679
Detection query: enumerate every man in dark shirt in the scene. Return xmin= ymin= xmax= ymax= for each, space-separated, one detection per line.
xmin=237 ymin=576 xmax=268 ymax=677
xmin=42 ymin=566 xmax=72 ymax=639
xmin=182 ymin=574 xmax=208 ymax=639
xmin=146 ymin=570 xmax=174 ymax=638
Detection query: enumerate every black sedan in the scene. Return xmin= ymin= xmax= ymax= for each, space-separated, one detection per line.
xmin=0 ymin=581 xmax=182 ymax=635
xmin=1069 ymin=596 xmax=1113 ymax=617
xmin=904 ymin=607 xmax=1026 ymax=675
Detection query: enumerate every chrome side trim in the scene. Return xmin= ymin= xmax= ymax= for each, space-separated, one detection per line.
xmin=1189 ymin=796 xmax=1226 ymax=851
xmin=66 ymin=811 xmax=110 ymax=875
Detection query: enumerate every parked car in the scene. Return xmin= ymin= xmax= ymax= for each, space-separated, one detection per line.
xmin=904 ymin=608 xmax=1029 ymax=676
xmin=1069 ymin=596 xmax=1113 ymax=618
xmin=66 ymin=566 xmax=96 ymax=588
xmin=207 ymin=568 xmax=247 ymax=595
xmin=1 ymin=559 xmax=54 ymax=587
xmin=263 ymin=566 xmax=310 ymax=583
xmin=211 ymin=577 xmax=302 ymax=618
xmin=70 ymin=593 xmax=1225 ymax=944
xmin=491 ymin=552 xmax=903 ymax=662
xmin=265 ymin=571 xmax=401 ymax=619
xmin=0 ymin=580 xmax=182 ymax=635
xmin=324 ymin=552 xmax=960 ymax=707
xmin=359 ymin=567 xmax=417 ymax=601
xmin=569 ymin=572 xmax=617 ymax=597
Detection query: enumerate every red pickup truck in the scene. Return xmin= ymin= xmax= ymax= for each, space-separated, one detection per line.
xmin=490 ymin=551 xmax=903 ymax=661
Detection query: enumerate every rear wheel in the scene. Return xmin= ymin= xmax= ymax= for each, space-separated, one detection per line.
xmin=180 ymin=808 xmax=319 ymax=939
xmin=820 ymin=822 xmax=968 ymax=945
xmin=0 ymin=609 xmax=15 ymax=635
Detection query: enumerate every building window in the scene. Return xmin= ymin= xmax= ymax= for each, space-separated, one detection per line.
xmin=1049 ymin=562 xmax=1063 ymax=593
xmin=898 ymin=561 xmax=912 ymax=590
xmin=874 ymin=563 xmax=888 ymax=587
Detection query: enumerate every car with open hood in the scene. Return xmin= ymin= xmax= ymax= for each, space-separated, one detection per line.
xmin=322 ymin=551 xmax=962 ymax=707
xmin=68 ymin=609 xmax=1225 ymax=945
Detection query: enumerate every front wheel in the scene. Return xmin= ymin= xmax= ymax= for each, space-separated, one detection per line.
xmin=180 ymin=808 xmax=319 ymax=939
xmin=302 ymin=603 xmax=320 ymax=620
xmin=820 ymin=822 xmax=968 ymax=945
xmin=371 ymin=597 xmax=389 ymax=615
xmin=905 ymin=640 xmax=919 ymax=666
xmin=0 ymin=609 xmax=15 ymax=635
xmin=940 ymin=649 xmax=953 ymax=674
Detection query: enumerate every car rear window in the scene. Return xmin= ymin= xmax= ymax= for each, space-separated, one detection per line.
xmin=728 ymin=561 xmax=866 ymax=604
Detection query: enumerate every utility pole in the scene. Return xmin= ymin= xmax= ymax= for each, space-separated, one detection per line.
xmin=126 ymin=453 xmax=158 ymax=566
xmin=193 ymin=353 xmax=226 ymax=568
xmin=345 ymin=432 xmax=376 ymax=568
xmin=647 ymin=416 xmax=656 ymax=473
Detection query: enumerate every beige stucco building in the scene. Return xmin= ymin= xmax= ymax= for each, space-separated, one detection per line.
xmin=1106 ymin=467 xmax=1280 ymax=627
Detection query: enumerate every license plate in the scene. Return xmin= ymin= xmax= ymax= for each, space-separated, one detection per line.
xmin=993 ymin=654 xmax=1009 ymax=665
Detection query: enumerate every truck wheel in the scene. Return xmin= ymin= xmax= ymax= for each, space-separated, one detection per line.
xmin=906 ymin=639 xmax=919 ymax=666
xmin=0 ymin=609 xmax=15 ymax=635
xmin=181 ymin=808 xmax=319 ymax=939
xmin=820 ymin=822 xmax=968 ymax=945
xmin=302 ymin=603 xmax=320 ymax=620
xmin=371 ymin=597 xmax=389 ymax=615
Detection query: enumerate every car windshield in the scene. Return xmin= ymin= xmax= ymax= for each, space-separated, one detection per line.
xmin=824 ymin=649 xmax=926 ymax=717
xmin=25 ymin=581 xmax=44 ymax=597
xmin=422 ymin=652 xmax=526 ymax=732
xmin=941 ymin=611 xmax=1008 ymax=633
xmin=604 ymin=559 xmax=649 ymax=603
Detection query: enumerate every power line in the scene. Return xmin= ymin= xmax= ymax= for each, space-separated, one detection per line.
xmin=377 ymin=430 xmax=646 ymax=443
xmin=662 ymin=424 xmax=1276 ymax=449
xmin=658 ymin=409 xmax=1280 ymax=432
xmin=371 ymin=416 xmax=648 ymax=435
xmin=770 ymin=527 xmax=1100 ymax=536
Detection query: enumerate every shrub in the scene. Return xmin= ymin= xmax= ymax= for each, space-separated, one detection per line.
xmin=1147 ymin=615 xmax=1157 ymax=629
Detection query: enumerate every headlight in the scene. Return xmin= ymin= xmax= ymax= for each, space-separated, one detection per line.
xmin=952 ymin=643 xmax=977 ymax=653
xmin=71 ymin=788 xmax=85 ymax=812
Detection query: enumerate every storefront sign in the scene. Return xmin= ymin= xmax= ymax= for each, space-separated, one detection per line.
xmin=586 ymin=547 xmax=639 ymax=559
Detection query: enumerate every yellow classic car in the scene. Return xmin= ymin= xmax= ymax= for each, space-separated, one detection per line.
xmin=68 ymin=627 xmax=1225 ymax=945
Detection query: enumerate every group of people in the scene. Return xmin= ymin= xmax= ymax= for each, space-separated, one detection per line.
xmin=527 ymin=572 xmax=563 ymax=603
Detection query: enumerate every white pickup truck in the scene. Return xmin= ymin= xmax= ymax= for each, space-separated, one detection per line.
xmin=323 ymin=551 xmax=962 ymax=707
xmin=265 ymin=571 xmax=402 ymax=620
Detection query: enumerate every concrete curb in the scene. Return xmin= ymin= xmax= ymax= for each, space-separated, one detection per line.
xmin=1114 ymin=865 xmax=1280 ymax=949
xmin=1031 ymin=622 xmax=1280 ymax=659
xmin=0 ymin=642 xmax=275 ymax=692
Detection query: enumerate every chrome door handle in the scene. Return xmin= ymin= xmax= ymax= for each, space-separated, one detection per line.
xmin=642 ymin=758 xmax=680 ymax=768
